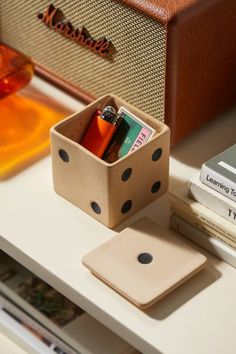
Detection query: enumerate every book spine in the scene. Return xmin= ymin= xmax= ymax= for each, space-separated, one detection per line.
xmin=171 ymin=205 xmax=236 ymax=250
xmin=170 ymin=214 xmax=236 ymax=269
xmin=189 ymin=179 xmax=236 ymax=225
xmin=0 ymin=294 xmax=77 ymax=354
xmin=0 ymin=307 xmax=55 ymax=354
xmin=169 ymin=195 xmax=236 ymax=241
xmin=200 ymin=164 xmax=236 ymax=202
xmin=171 ymin=204 xmax=236 ymax=249
xmin=0 ymin=281 xmax=80 ymax=353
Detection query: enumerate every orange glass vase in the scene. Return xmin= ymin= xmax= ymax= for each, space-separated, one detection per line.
xmin=0 ymin=45 xmax=71 ymax=179
xmin=0 ymin=92 xmax=70 ymax=179
xmin=0 ymin=44 xmax=34 ymax=98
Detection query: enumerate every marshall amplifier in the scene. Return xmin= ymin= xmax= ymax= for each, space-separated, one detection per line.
xmin=1 ymin=0 xmax=236 ymax=144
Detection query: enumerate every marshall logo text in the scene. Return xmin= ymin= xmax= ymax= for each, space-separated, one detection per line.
xmin=38 ymin=4 xmax=113 ymax=58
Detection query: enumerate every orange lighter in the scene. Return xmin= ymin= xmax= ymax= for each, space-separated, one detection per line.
xmin=80 ymin=106 xmax=122 ymax=158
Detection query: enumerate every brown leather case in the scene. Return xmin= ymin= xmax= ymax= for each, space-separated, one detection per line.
xmin=1 ymin=0 xmax=236 ymax=145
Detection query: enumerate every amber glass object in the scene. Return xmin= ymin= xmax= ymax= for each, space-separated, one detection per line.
xmin=0 ymin=44 xmax=34 ymax=98
xmin=0 ymin=45 xmax=71 ymax=179
xmin=0 ymin=93 xmax=68 ymax=179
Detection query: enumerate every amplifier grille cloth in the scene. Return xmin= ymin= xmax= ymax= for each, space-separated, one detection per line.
xmin=0 ymin=0 xmax=166 ymax=121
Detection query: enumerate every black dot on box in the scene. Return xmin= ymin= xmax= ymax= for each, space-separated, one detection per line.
xmin=151 ymin=181 xmax=161 ymax=193
xmin=138 ymin=253 xmax=153 ymax=264
xmin=58 ymin=149 xmax=70 ymax=162
xmin=121 ymin=168 xmax=132 ymax=181
xmin=152 ymin=148 xmax=162 ymax=161
xmin=121 ymin=200 xmax=132 ymax=214
xmin=91 ymin=202 xmax=101 ymax=214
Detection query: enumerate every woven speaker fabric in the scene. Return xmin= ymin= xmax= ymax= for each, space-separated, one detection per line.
xmin=0 ymin=0 xmax=166 ymax=121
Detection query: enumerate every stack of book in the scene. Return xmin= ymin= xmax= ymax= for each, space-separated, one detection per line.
xmin=169 ymin=144 xmax=236 ymax=268
xmin=0 ymin=251 xmax=138 ymax=354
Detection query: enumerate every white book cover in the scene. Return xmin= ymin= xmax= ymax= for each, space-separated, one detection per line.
xmin=189 ymin=173 xmax=236 ymax=225
xmin=200 ymin=144 xmax=236 ymax=202
xmin=170 ymin=214 xmax=236 ymax=269
xmin=0 ymin=251 xmax=135 ymax=354
xmin=169 ymin=183 xmax=236 ymax=241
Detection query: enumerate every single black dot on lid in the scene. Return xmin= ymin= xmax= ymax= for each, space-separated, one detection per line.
xmin=121 ymin=200 xmax=132 ymax=214
xmin=152 ymin=148 xmax=162 ymax=161
xmin=58 ymin=149 xmax=70 ymax=162
xmin=138 ymin=253 xmax=153 ymax=264
xmin=91 ymin=202 xmax=101 ymax=214
xmin=151 ymin=181 xmax=161 ymax=193
xmin=121 ymin=168 xmax=132 ymax=181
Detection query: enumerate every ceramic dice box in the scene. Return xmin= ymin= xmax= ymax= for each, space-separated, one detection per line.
xmin=50 ymin=94 xmax=170 ymax=228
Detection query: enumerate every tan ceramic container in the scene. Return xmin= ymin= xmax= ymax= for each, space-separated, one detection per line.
xmin=51 ymin=94 xmax=170 ymax=228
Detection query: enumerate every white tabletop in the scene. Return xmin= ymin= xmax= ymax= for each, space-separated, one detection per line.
xmin=1 ymin=77 xmax=236 ymax=354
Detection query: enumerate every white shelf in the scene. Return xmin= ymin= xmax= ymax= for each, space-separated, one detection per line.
xmin=1 ymin=76 xmax=236 ymax=354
